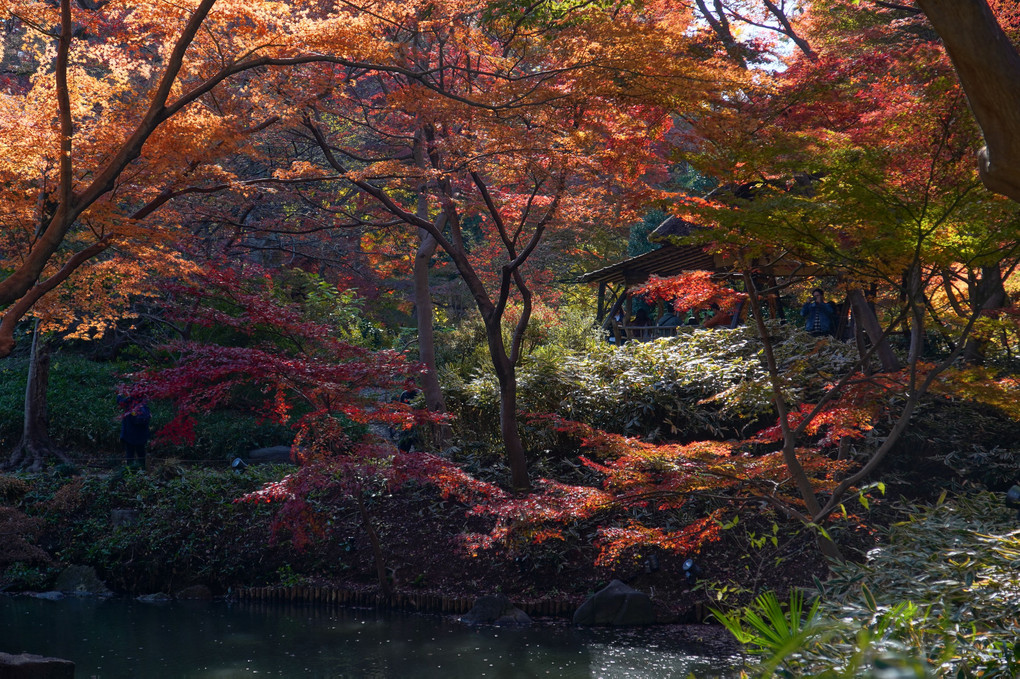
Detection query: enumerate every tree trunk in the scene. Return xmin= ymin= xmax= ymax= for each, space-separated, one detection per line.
xmin=905 ymin=266 xmax=926 ymax=365
xmin=743 ymin=273 xmax=844 ymax=563
xmin=497 ymin=372 xmax=529 ymax=491
xmin=413 ymin=227 xmax=449 ymax=445
xmin=917 ymin=0 xmax=1020 ymax=203
xmin=7 ymin=322 xmax=69 ymax=471
xmin=412 ymin=141 xmax=449 ymax=443
xmin=848 ymin=289 xmax=901 ymax=372
xmin=963 ymin=263 xmax=1008 ymax=363
xmin=482 ymin=319 xmax=530 ymax=491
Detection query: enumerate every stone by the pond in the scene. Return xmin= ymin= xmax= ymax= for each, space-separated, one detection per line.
xmin=573 ymin=579 xmax=656 ymax=626
xmin=460 ymin=594 xmax=532 ymax=627
xmin=0 ymin=651 xmax=74 ymax=679
xmin=110 ymin=508 xmax=139 ymax=527
xmin=247 ymin=446 xmax=295 ymax=464
xmin=137 ymin=593 xmax=172 ymax=603
xmin=27 ymin=591 xmax=64 ymax=601
xmin=175 ymin=584 xmax=213 ymax=600
xmin=53 ymin=565 xmax=111 ymax=597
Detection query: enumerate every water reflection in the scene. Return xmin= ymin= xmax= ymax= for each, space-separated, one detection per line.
xmin=0 ymin=596 xmax=739 ymax=678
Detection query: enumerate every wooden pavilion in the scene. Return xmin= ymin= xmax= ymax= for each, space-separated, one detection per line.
xmin=577 ymin=216 xmax=901 ymax=372
xmin=577 ymin=217 xmax=747 ymax=341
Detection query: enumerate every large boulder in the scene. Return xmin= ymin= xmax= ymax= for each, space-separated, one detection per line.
xmin=53 ymin=565 xmax=111 ymax=597
xmin=0 ymin=652 xmax=74 ymax=679
xmin=247 ymin=446 xmax=295 ymax=464
xmin=572 ymin=580 xmax=656 ymax=626
xmin=460 ymin=595 xmax=531 ymax=627
xmin=175 ymin=584 xmax=213 ymax=600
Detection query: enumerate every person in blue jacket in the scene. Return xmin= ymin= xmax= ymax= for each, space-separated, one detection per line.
xmin=118 ymin=396 xmax=151 ymax=468
xmin=801 ymin=288 xmax=838 ymax=336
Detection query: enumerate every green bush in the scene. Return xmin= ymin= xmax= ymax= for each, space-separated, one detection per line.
xmin=729 ymin=493 xmax=1020 ymax=677
xmin=0 ymin=563 xmax=61 ymax=591
xmin=445 ymin=323 xmax=861 ymax=448
xmin=32 ymin=466 xmax=296 ymax=593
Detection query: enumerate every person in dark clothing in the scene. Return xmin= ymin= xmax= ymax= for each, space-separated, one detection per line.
xmin=118 ymin=396 xmax=151 ymax=468
xmin=801 ymin=288 xmax=838 ymax=336
xmin=629 ymin=308 xmax=651 ymax=339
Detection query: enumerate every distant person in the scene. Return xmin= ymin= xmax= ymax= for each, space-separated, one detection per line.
xmin=118 ymin=396 xmax=151 ymax=468
xmin=702 ymin=303 xmax=733 ymax=329
xmin=657 ymin=309 xmax=681 ymax=328
xmin=630 ymin=308 xmax=651 ymax=339
xmin=801 ymin=288 xmax=837 ymax=336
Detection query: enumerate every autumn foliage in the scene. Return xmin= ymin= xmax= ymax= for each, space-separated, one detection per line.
xmin=400 ymin=414 xmax=856 ymax=568
xmin=634 ymin=271 xmax=746 ymax=315
xmin=6 ymin=0 xmax=1020 ymax=593
xmin=127 ymin=263 xmax=426 ymax=446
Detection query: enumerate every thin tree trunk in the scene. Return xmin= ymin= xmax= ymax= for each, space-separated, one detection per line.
xmin=743 ymin=273 xmax=843 ymax=562
xmin=849 ymin=289 xmax=901 ymax=372
xmin=905 ymin=266 xmax=926 ymax=365
xmin=853 ymin=309 xmax=874 ymax=376
xmin=7 ymin=321 xmax=69 ymax=470
xmin=963 ymin=264 xmax=1007 ymax=363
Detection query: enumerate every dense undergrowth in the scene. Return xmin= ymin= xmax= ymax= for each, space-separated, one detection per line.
xmin=718 ymin=493 xmax=1020 ymax=677
xmin=0 ymin=465 xmax=290 ymax=593
xmin=2 ymin=320 xmax=1020 ymax=679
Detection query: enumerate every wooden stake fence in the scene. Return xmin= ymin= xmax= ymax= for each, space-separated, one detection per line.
xmin=231 ymin=585 xmax=581 ymax=618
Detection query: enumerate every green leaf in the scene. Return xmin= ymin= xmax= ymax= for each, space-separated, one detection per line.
xmin=861 ymin=584 xmax=877 ymax=612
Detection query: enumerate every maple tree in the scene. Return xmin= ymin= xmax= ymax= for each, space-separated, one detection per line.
xmin=634 ymin=271 xmax=746 ymax=317
xmin=691 ymin=0 xmax=814 ymax=68
xmin=127 ymin=263 xmax=420 ymax=446
xmin=1 ymin=0 xmax=570 ymax=361
xmin=250 ymin=0 xmax=737 ymax=489
xmin=403 ymin=412 xmax=859 ymax=570
xmin=670 ymin=0 xmax=1020 ymax=560
xmin=686 ymin=0 xmax=1020 ymax=206
xmin=125 ymin=262 xmax=432 ymax=594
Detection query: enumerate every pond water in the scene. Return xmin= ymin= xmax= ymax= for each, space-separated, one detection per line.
xmin=0 ymin=595 xmax=741 ymax=678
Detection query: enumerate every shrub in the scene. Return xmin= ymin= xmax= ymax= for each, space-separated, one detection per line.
xmin=445 ymin=323 xmax=862 ymax=449
xmin=729 ymin=493 xmax=1020 ymax=677
xmin=34 ymin=466 xmax=295 ymax=593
